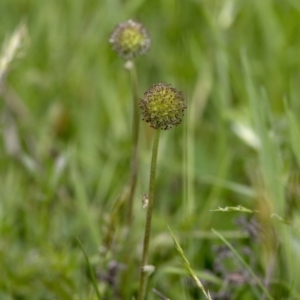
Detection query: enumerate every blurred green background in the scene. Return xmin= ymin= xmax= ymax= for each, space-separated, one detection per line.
xmin=1 ymin=0 xmax=300 ymax=299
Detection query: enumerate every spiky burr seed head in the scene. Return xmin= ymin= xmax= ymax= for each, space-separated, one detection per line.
xmin=109 ymin=19 xmax=150 ymax=60
xmin=139 ymin=83 xmax=186 ymax=130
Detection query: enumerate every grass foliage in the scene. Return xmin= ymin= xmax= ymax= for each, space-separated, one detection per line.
xmin=1 ymin=0 xmax=300 ymax=299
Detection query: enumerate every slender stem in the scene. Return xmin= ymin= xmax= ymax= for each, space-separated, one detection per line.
xmin=137 ymin=129 xmax=161 ymax=300
xmin=126 ymin=60 xmax=140 ymax=226
xmin=119 ymin=60 xmax=140 ymax=298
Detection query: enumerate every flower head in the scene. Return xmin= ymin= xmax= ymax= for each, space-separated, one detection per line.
xmin=109 ymin=19 xmax=150 ymax=60
xmin=139 ymin=83 xmax=186 ymax=130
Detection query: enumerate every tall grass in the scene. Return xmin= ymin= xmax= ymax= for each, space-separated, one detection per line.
xmin=1 ymin=0 xmax=300 ymax=299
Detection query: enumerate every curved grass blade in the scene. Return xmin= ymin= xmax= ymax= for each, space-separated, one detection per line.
xmin=77 ymin=237 xmax=102 ymax=300
xmin=212 ymin=229 xmax=274 ymax=300
xmin=168 ymin=226 xmax=213 ymax=300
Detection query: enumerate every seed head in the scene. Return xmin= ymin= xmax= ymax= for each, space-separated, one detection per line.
xmin=139 ymin=83 xmax=186 ymax=130
xmin=109 ymin=19 xmax=150 ymax=60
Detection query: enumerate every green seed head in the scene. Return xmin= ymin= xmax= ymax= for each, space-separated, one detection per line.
xmin=139 ymin=83 xmax=186 ymax=130
xmin=109 ymin=19 xmax=150 ymax=60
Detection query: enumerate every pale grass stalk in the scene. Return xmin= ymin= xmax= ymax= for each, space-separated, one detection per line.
xmin=0 ymin=21 xmax=28 ymax=83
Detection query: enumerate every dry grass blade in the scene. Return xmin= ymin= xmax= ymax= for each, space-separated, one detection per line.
xmin=0 ymin=21 xmax=29 ymax=84
xmin=210 ymin=205 xmax=259 ymax=213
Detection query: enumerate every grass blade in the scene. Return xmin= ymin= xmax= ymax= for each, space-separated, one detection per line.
xmin=168 ymin=226 xmax=213 ymax=300
xmin=77 ymin=238 xmax=102 ymax=300
xmin=212 ymin=228 xmax=274 ymax=300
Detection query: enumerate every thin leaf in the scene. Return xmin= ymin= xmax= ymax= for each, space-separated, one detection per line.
xmin=168 ymin=226 xmax=213 ymax=300
xmin=77 ymin=238 xmax=102 ymax=300
xmin=212 ymin=229 xmax=274 ymax=300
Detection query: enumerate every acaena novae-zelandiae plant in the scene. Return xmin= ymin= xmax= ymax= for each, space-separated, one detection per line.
xmin=137 ymin=83 xmax=186 ymax=300
xmin=109 ymin=20 xmax=151 ymax=226
xmin=109 ymin=19 xmax=150 ymax=60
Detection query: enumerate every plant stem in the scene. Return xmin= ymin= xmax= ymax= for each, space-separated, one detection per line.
xmin=126 ymin=60 xmax=140 ymax=226
xmin=137 ymin=129 xmax=160 ymax=300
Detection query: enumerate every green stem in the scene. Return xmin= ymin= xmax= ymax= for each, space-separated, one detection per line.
xmin=137 ymin=129 xmax=161 ymax=300
xmin=126 ymin=60 xmax=140 ymax=226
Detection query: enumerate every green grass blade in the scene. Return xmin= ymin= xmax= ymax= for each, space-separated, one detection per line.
xmin=168 ymin=226 xmax=212 ymax=300
xmin=285 ymin=101 xmax=300 ymax=167
xmin=77 ymin=238 xmax=102 ymax=300
xmin=241 ymin=51 xmax=285 ymax=215
xmin=212 ymin=228 xmax=274 ymax=300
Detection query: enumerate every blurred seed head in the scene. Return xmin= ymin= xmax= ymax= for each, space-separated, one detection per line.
xmin=139 ymin=83 xmax=186 ymax=130
xmin=0 ymin=21 xmax=29 ymax=86
xmin=109 ymin=19 xmax=150 ymax=60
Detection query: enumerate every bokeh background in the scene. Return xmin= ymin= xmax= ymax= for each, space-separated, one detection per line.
xmin=1 ymin=0 xmax=300 ymax=299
